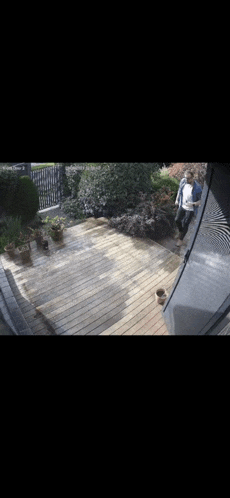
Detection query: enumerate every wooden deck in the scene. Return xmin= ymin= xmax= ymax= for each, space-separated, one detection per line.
xmin=1 ymin=218 xmax=182 ymax=335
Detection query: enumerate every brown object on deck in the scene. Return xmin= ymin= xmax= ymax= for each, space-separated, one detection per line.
xmin=155 ymin=288 xmax=168 ymax=305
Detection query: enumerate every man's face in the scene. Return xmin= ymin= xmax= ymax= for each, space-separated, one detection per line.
xmin=185 ymin=174 xmax=193 ymax=185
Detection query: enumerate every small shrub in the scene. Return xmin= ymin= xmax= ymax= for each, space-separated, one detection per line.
xmin=153 ymin=185 xmax=177 ymax=206
xmin=108 ymin=192 xmax=176 ymax=241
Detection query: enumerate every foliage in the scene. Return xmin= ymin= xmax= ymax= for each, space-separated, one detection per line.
xmin=17 ymin=231 xmax=31 ymax=249
xmin=62 ymin=167 xmax=84 ymax=198
xmin=0 ymin=169 xmax=19 ymax=213
xmin=0 ymin=217 xmax=8 ymax=235
xmin=151 ymin=173 xmax=180 ymax=202
xmin=9 ymin=176 xmax=40 ymax=224
xmin=26 ymin=213 xmax=43 ymax=230
xmin=108 ymin=191 xmax=176 ymax=241
xmin=27 ymin=227 xmax=43 ymax=239
xmin=168 ymin=163 xmax=207 ymax=187
xmin=0 ymin=234 xmax=10 ymax=253
xmin=0 ymin=216 xmax=28 ymax=254
xmin=77 ymin=163 xmax=161 ymax=218
xmin=4 ymin=242 xmax=15 ymax=250
xmin=43 ymin=216 xmax=66 ymax=232
xmin=62 ymin=197 xmax=86 ymax=219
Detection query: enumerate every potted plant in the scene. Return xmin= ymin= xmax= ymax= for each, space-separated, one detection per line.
xmin=28 ymin=227 xmax=43 ymax=247
xmin=4 ymin=241 xmax=15 ymax=258
xmin=17 ymin=232 xmax=31 ymax=262
xmin=43 ymin=216 xmax=66 ymax=241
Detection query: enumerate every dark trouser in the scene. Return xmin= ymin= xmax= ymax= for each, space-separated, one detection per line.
xmin=175 ymin=207 xmax=194 ymax=240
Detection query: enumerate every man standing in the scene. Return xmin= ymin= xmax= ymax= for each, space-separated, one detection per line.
xmin=175 ymin=170 xmax=203 ymax=247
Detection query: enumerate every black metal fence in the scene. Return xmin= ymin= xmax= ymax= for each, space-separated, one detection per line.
xmin=31 ymin=165 xmax=64 ymax=210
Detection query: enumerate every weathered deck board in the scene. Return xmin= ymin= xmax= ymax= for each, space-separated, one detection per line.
xmin=1 ymin=218 xmax=182 ymax=335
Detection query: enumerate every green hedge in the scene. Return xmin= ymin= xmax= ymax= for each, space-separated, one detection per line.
xmin=77 ymin=163 xmax=161 ymax=218
xmin=0 ymin=169 xmax=19 ymax=213
xmin=62 ymin=168 xmax=83 ymax=198
xmin=9 ymin=176 xmax=40 ymax=224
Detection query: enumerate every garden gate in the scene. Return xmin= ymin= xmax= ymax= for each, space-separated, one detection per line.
xmin=31 ymin=165 xmax=64 ymax=210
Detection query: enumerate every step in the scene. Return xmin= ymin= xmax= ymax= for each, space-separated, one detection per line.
xmin=0 ymin=258 xmax=32 ymax=335
xmin=0 ymin=291 xmax=17 ymax=334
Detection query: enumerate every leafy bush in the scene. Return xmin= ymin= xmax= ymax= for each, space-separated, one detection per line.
xmin=9 ymin=176 xmax=39 ymax=224
xmin=108 ymin=191 xmax=176 ymax=241
xmin=63 ymin=167 xmax=84 ymax=198
xmin=62 ymin=197 xmax=85 ymax=219
xmin=77 ymin=163 xmax=161 ymax=218
xmin=0 ymin=169 xmax=19 ymax=213
xmin=0 ymin=218 xmax=8 ymax=236
xmin=151 ymin=173 xmax=180 ymax=202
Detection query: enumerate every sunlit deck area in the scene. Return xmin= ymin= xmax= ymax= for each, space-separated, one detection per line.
xmin=1 ymin=218 xmax=182 ymax=335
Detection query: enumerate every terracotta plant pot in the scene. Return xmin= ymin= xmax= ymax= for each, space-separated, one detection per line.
xmin=4 ymin=243 xmax=15 ymax=258
xmin=155 ymin=288 xmax=168 ymax=305
xmin=18 ymin=245 xmax=31 ymax=262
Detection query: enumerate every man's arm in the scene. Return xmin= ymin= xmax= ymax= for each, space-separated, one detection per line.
xmin=193 ymin=190 xmax=202 ymax=207
xmin=175 ymin=179 xmax=183 ymax=204
xmin=193 ymin=200 xmax=201 ymax=207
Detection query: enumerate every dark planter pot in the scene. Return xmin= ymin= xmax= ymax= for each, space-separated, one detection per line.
xmin=41 ymin=239 xmax=49 ymax=250
xmin=50 ymin=228 xmax=64 ymax=241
